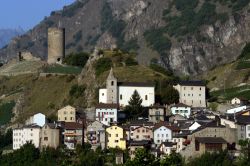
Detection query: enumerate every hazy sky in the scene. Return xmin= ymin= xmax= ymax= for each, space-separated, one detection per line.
xmin=0 ymin=0 xmax=75 ymax=30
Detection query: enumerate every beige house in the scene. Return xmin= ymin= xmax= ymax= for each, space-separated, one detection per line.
xmin=173 ymin=81 xmax=206 ymax=108
xmin=130 ymin=126 xmax=153 ymax=141
xmin=40 ymin=123 xmax=60 ymax=149
xmin=148 ymin=105 xmax=166 ymax=123
xmin=58 ymin=105 xmax=76 ymax=122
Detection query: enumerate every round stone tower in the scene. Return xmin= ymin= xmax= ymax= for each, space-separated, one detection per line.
xmin=47 ymin=27 xmax=65 ymax=64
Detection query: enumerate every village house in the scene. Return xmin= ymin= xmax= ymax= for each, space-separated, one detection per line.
xmin=99 ymin=68 xmax=155 ymax=107
xmin=148 ymin=105 xmax=166 ymax=123
xmin=173 ymin=81 xmax=206 ymax=108
xmin=125 ymin=120 xmax=154 ymax=141
xmin=13 ymin=124 xmax=41 ymax=150
xmin=153 ymin=122 xmax=180 ymax=145
xmin=194 ymin=137 xmax=227 ymax=156
xmin=130 ymin=125 xmax=153 ymax=141
xmin=86 ymin=120 xmax=106 ymax=150
xmin=95 ymin=103 xmax=118 ymax=126
xmin=62 ymin=122 xmax=83 ymax=149
xmin=106 ymin=124 xmax=126 ymax=150
xmin=58 ymin=105 xmax=76 ymax=122
xmin=231 ymin=97 xmax=248 ymax=105
xmin=171 ymin=103 xmax=191 ymax=118
xmin=40 ymin=123 xmax=60 ymax=149
xmin=173 ymin=132 xmax=190 ymax=153
xmin=158 ymin=142 xmax=177 ymax=156
xmin=25 ymin=113 xmax=46 ymax=127
xmin=128 ymin=140 xmax=151 ymax=159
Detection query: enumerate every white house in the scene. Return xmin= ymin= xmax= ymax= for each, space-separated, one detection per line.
xmin=99 ymin=68 xmax=155 ymax=107
xmin=13 ymin=124 xmax=41 ymax=150
xmin=173 ymin=81 xmax=206 ymax=108
xmin=171 ymin=103 xmax=191 ymax=118
xmin=95 ymin=103 xmax=118 ymax=126
xmin=159 ymin=142 xmax=177 ymax=156
xmin=25 ymin=113 xmax=46 ymax=127
xmin=153 ymin=125 xmax=173 ymax=145
xmin=231 ymin=97 xmax=248 ymax=105
xmin=226 ymin=105 xmax=247 ymax=114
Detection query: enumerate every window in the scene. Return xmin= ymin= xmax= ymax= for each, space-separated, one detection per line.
xmin=102 ymin=93 xmax=104 ymax=96
xmin=105 ymin=118 xmax=108 ymax=121
xmin=65 ymin=117 xmax=67 ymax=120
xmin=145 ymin=95 xmax=148 ymax=100
xmin=188 ymin=94 xmax=190 ymax=96
xmin=192 ymin=100 xmax=193 ymax=104
xmin=120 ymin=95 xmax=122 ymax=100
xmin=248 ymin=126 xmax=250 ymax=130
xmin=64 ymin=111 xmax=66 ymax=114
xmin=115 ymin=140 xmax=119 ymax=143
xmin=111 ymin=81 xmax=114 ymax=86
xmin=136 ymin=135 xmax=139 ymax=139
xmin=191 ymin=87 xmax=193 ymax=90
xmin=70 ymin=111 xmax=73 ymax=114
xmin=44 ymin=137 xmax=48 ymax=141
xmin=116 ymin=134 xmax=118 ymax=137
xmin=166 ymin=134 xmax=168 ymax=137
xmin=199 ymin=94 xmax=201 ymax=96
xmin=70 ymin=117 xmax=74 ymax=120
xmin=184 ymin=87 xmax=186 ymax=90
xmin=184 ymin=94 xmax=185 ymax=96
xmin=157 ymin=134 xmax=160 ymax=137
xmin=200 ymin=87 xmax=202 ymax=90
xmin=138 ymin=130 xmax=140 ymax=133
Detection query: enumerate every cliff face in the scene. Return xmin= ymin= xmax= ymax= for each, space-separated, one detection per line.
xmin=0 ymin=0 xmax=250 ymax=75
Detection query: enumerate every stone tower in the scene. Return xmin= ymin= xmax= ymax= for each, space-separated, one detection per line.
xmin=106 ymin=68 xmax=118 ymax=103
xmin=47 ymin=27 xmax=65 ymax=64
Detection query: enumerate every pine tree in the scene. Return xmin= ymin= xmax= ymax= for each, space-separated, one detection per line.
xmin=125 ymin=90 xmax=143 ymax=118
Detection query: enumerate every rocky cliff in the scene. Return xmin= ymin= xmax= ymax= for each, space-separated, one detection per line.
xmin=0 ymin=0 xmax=250 ymax=75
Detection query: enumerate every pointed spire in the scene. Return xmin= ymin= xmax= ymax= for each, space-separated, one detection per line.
xmin=107 ymin=67 xmax=116 ymax=80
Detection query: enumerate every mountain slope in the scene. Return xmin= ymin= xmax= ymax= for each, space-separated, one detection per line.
xmin=0 ymin=28 xmax=24 ymax=49
xmin=0 ymin=0 xmax=250 ymax=75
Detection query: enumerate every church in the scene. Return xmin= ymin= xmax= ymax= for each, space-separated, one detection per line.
xmin=99 ymin=68 xmax=155 ymax=107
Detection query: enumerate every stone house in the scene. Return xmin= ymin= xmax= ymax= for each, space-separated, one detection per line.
xmin=40 ymin=123 xmax=60 ymax=149
xmin=173 ymin=81 xmax=206 ymax=108
xmin=148 ymin=105 xmax=166 ymax=123
xmin=106 ymin=124 xmax=126 ymax=150
xmin=95 ymin=103 xmax=118 ymax=126
xmin=58 ymin=105 xmax=76 ymax=122
xmin=194 ymin=137 xmax=227 ymax=155
xmin=86 ymin=120 xmax=106 ymax=150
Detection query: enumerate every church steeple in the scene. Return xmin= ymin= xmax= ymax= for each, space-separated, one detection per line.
xmin=106 ymin=67 xmax=118 ymax=104
xmin=107 ymin=67 xmax=116 ymax=80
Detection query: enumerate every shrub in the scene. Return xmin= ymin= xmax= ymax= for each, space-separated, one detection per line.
xmin=95 ymin=57 xmax=112 ymax=76
xmin=150 ymin=64 xmax=173 ymax=76
xmin=125 ymin=57 xmax=138 ymax=66
xmin=63 ymin=52 xmax=89 ymax=67
xmin=69 ymin=84 xmax=86 ymax=98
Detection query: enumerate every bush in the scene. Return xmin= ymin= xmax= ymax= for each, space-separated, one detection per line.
xmin=95 ymin=57 xmax=112 ymax=76
xmin=125 ymin=57 xmax=138 ymax=66
xmin=69 ymin=84 xmax=86 ymax=98
xmin=63 ymin=52 xmax=89 ymax=67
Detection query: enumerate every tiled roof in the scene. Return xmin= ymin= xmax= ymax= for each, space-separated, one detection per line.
xmin=118 ymin=82 xmax=154 ymax=87
xmin=128 ymin=120 xmax=154 ymax=126
xmin=96 ymin=103 xmax=119 ymax=109
xmin=64 ymin=122 xmax=83 ymax=130
xmin=171 ymin=103 xmax=190 ymax=108
xmin=178 ymin=80 xmax=205 ymax=86
xmin=161 ymin=142 xmax=177 ymax=147
xmin=153 ymin=121 xmax=180 ymax=131
xmin=195 ymin=137 xmax=227 ymax=144
xmin=129 ymin=140 xmax=152 ymax=146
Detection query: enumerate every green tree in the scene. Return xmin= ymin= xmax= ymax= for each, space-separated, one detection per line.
xmin=63 ymin=52 xmax=89 ymax=67
xmin=236 ymin=139 xmax=250 ymax=165
xmin=161 ymin=85 xmax=179 ymax=105
xmin=160 ymin=152 xmax=183 ymax=166
xmin=124 ymin=90 xmax=143 ymax=118
xmin=125 ymin=148 xmax=159 ymax=166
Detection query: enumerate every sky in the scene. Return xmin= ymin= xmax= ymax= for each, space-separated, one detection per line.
xmin=0 ymin=0 xmax=75 ymax=30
